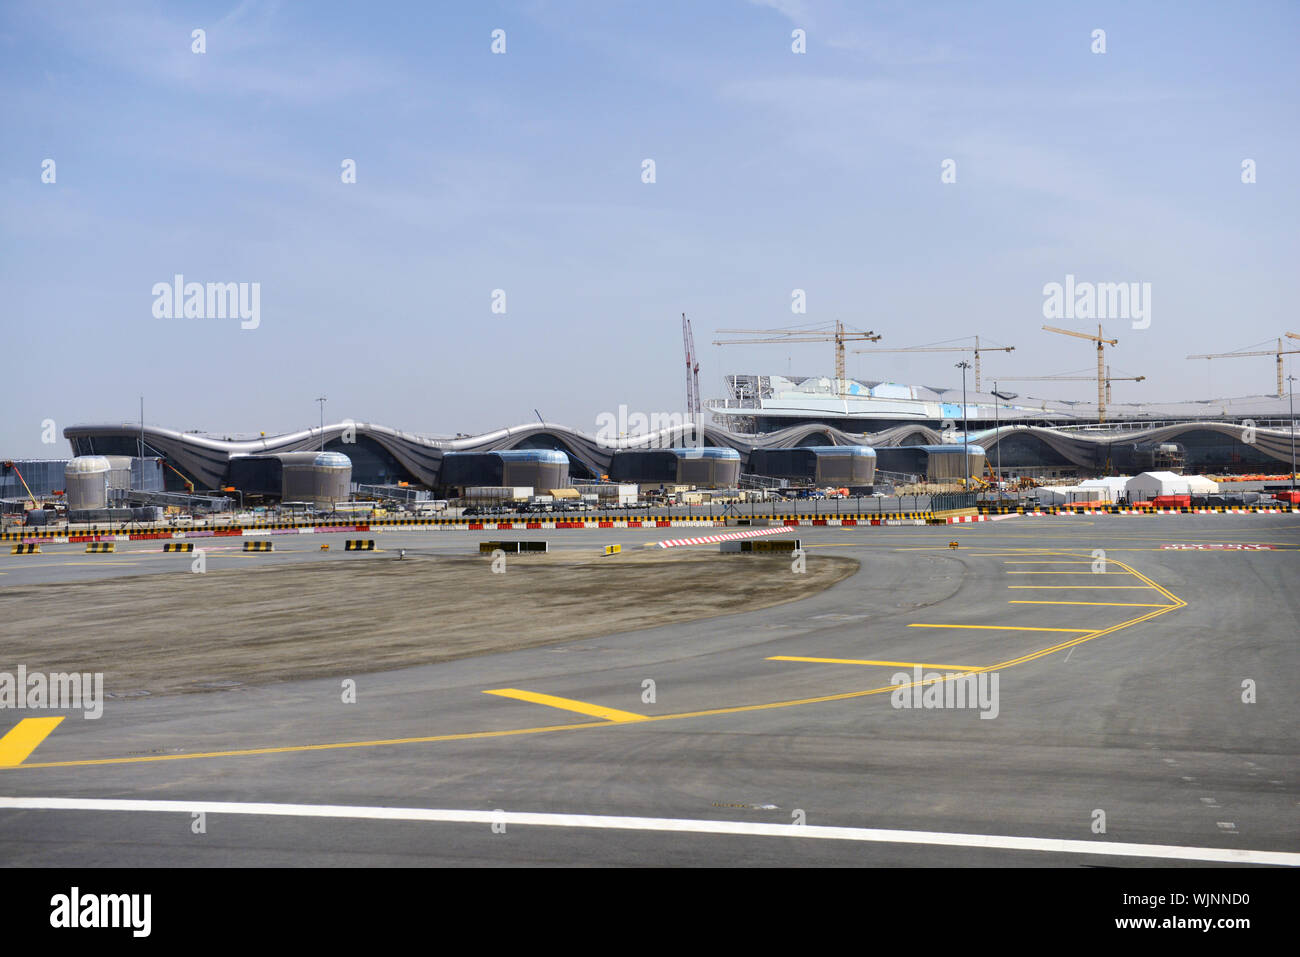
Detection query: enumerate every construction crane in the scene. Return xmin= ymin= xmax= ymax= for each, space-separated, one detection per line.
xmin=712 ymin=321 xmax=882 ymax=396
xmin=852 ymin=335 xmax=1014 ymax=391
xmin=1 ymin=461 xmax=39 ymax=504
xmin=1042 ymin=324 xmax=1118 ymax=422
xmin=999 ymin=367 xmax=1146 ymax=405
xmin=681 ymin=313 xmax=701 ymax=417
xmin=1186 ymin=335 xmax=1300 ymax=396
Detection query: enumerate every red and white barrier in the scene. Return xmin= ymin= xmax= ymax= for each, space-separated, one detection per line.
xmin=656 ymin=526 xmax=794 ymax=549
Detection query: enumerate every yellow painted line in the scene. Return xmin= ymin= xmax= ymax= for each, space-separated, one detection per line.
xmin=908 ymin=623 xmax=1096 ymax=633
xmin=4 ymin=555 xmax=1188 ymax=773
xmin=0 ymin=717 xmax=65 ymax=767
xmin=985 ymin=559 xmax=1187 ymax=670
xmin=768 ymin=656 xmax=982 ymax=670
xmin=0 ymin=561 xmax=144 ymax=568
xmin=1008 ymin=585 xmax=1156 ymax=589
xmin=1009 ymin=600 xmax=1174 ymax=608
xmin=483 ymin=688 xmax=647 ymax=723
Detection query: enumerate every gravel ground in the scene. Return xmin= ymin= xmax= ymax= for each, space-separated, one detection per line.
xmin=2 ymin=550 xmax=857 ymax=696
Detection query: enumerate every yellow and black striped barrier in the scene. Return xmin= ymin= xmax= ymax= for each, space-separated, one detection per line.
xmin=85 ymin=542 xmax=115 ymax=553
xmin=604 ymin=544 xmax=621 ymax=556
xmin=243 ymin=541 xmax=274 ymax=552
xmin=10 ymin=543 xmax=40 ymax=554
xmin=162 ymin=542 xmax=194 ymax=552
xmin=344 ymin=540 xmax=376 ymax=551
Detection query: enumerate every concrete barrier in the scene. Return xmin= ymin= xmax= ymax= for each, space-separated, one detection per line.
xmin=84 ymin=543 xmax=116 ymax=553
xmin=162 ymin=542 xmax=194 ymax=552
xmin=478 ymin=541 xmax=548 ymax=554
xmin=243 ymin=541 xmax=274 ymax=552
xmin=720 ymin=538 xmax=801 ymax=553
xmin=344 ymin=540 xmax=376 ymax=551
xmin=10 ymin=543 xmax=40 ymax=554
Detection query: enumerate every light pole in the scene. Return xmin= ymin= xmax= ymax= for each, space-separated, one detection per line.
xmin=956 ymin=361 xmax=971 ymax=493
xmin=315 ymin=397 xmax=327 ymax=451
xmin=990 ymin=383 xmax=1017 ymax=507
xmin=1289 ymin=375 xmax=1297 ymax=493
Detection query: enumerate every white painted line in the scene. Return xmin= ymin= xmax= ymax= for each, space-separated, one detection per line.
xmin=0 ymin=798 xmax=1294 ymax=865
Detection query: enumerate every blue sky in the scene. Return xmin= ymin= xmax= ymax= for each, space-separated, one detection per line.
xmin=2 ymin=0 xmax=1298 ymax=456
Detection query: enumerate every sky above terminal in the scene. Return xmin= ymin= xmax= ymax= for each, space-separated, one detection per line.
xmin=2 ymin=0 xmax=1298 ymax=456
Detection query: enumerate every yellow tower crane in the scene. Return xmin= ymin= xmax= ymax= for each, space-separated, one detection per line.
xmin=1041 ymin=325 xmax=1118 ymax=422
xmin=712 ymin=322 xmax=882 ymax=397
xmin=1186 ymin=334 xmax=1300 ymax=397
xmin=852 ymin=336 xmax=1014 ymax=392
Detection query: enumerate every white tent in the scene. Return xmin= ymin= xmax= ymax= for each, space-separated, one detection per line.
xmin=1125 ymin=471 xmax=1195 ymax=498
xmin=1185 ymin=475 xmax=1220 ymax=494
xmin=1078 ymin=476 xmax=1131 ymax=501
xmin=1038 ymin=485 xmax=1105 ymax=504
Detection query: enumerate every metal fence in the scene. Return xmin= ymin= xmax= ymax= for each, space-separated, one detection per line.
xmin=930 ymin=491 xmax=979 ymax=511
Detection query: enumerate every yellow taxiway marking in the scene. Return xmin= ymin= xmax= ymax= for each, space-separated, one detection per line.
xmin=0 ymin=718 xmax=65 ymax=767
xmin=1008 ymin=585 xmax=1157 ymax=589
xmin=1009 ymin=600 xmax=1174 ymax=608
xmin=907 ymin=623 xmax=1095 ymax=633
xmin=768 ymin=656 xmax=982 ymax=670
xmin=1002 ymin=561 xmax=1094 ymax=564
xmin=483 ymin=688 xmax=647 ymax=723
xmin=0 ymin=561 xmax=142 ymax=568
xmin=1005 ymin=571 xmax=1131 ymax=575
xmin=4 ymin=555 xmax=1187 ymax=773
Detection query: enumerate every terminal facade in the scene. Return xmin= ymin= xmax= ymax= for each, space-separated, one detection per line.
xmin=51 ymin=416 xmax=1297 ymax=499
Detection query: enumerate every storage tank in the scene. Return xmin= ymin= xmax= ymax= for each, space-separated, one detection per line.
xmin=750 ymin=446 xmax=876 ymax=485
xmin=921 ymin=445 xmax=987 ymax=481
xmin=65 ymin=456 xmax=112 ymax=509
xmin=281 ymin=451 xmax=352 ymax=506
xmin=609 ymin=447 xmax=740 ymax=487
xmin=441 ymin=450 xmax=569 ymax=491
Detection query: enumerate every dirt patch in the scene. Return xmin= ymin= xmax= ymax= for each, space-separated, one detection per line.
xmin=1 ymin=551 xmax=857 ymax=696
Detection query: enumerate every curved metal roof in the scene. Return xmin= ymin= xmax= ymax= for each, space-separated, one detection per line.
xmin=62 ymin=417 xmax=1291 ymax=488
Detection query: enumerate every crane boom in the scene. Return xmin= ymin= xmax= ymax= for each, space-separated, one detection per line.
xmin=681 ymin=313 xmax=701 ymax=417
xmin=1042 ymin=324 xmax=1118 ymax=422
xmin=853 ymin=336 xmax=1014 ymax=390
xmin=713 ymin=322 xmax=881 ymax=396
xmin=1186 ymin=337 xmax=1300 ymax=396
xmin=1001 ymin=368 xmax=1145 ymax=404
xmin=1041 ymin=325 xmax=1117 ymax=345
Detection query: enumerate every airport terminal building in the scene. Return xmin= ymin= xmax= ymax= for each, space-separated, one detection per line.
xmin=58 ymin=410 xmax=1297 ymax=498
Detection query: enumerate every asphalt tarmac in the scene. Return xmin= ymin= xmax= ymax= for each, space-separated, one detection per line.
xmin=0 ymin=514 xmax=1296 ymax=866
